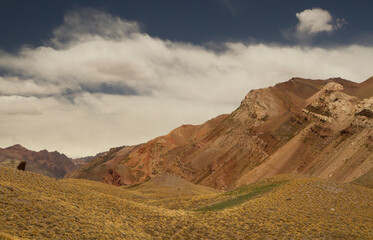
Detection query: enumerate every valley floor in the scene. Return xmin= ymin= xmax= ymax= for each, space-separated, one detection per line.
xmin=0 ymin=167 xmax=372 ymax=239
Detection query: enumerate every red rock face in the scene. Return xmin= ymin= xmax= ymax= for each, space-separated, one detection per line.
xmin=69 ymin=77 xmax=373 ymax=190
xmin=0 ymin=144 xmax=77 ymax=178
xmin=103 ymin=169 xmax=126 ymax=186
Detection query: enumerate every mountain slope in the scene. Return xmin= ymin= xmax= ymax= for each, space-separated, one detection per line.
xmin=236 ymin=82 xmax=373 ymax=186
xmin=352 ymin=167 xmax=373 ymax=188
xmin=1 ymin=167 xmax=372 ymax=239
xmin=0 ymin=144 xmax=76 ymax=178
xmin=69 ymin=77 xmax=373 ymax=189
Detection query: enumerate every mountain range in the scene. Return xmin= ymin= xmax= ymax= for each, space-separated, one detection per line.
xmin=0 ymin=144 xmax=77 ymax=179
xmin=66 ymin=77 xmax=373 ymax=190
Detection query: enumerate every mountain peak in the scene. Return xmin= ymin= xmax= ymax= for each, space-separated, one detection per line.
xmin=6 ymin=144 xmax=28 ymax=151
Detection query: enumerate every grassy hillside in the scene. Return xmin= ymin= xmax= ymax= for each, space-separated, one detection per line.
xmin=1 ymin=167 xmax=372 ymax=239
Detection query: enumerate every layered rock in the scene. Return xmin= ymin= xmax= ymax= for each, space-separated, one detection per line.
xmin=236 ymin=80 xmax=373 ymax=186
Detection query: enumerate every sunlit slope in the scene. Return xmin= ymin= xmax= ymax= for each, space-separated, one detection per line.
xmin=0 ymin=167 xmax=189 ymax=239
xmin=124 ymin=174 xmax=220 ymax=198
xmin=1 ymin=167 xmax=373 ymax=239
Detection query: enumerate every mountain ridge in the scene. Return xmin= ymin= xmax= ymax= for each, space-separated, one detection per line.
xmin=68 ymin=77 xmax=373 ymax=190
xmin=0 ymin=144 xmax=77 ymax=179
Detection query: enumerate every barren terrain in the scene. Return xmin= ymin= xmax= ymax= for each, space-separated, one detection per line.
xmin=1 ymin=168 xmax=372 ymax=239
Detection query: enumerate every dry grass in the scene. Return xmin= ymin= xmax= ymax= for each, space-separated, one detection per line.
xmin=1 ymin=167 xmax=372 ymax=239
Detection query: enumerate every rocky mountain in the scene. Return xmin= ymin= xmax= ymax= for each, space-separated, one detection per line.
xmin=68 ymin=77 xmax=373 ymax=190
xmin=0 ymin=144 xmax=77 ymax=178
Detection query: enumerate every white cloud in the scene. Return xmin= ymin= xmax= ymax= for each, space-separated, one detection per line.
xmin=295 ymin=8 xmax=346 ymax=39
xmin=0 ymin=9 xmax=371 ymax=157
xmin=0 ymin=76 xmax=60 ymax=96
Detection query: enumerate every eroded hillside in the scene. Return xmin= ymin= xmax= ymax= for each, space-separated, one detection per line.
xmin=68 ymin=77 xmax=373 ymax=190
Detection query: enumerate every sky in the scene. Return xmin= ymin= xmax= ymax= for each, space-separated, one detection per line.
xmin=0 ymin=0 xmax=372 ymax=157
